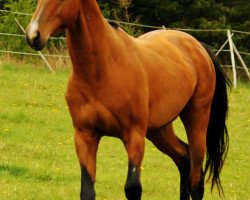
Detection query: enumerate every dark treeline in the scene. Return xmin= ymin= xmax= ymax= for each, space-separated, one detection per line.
xmin=100 ymin=0 xmax=249 ymax=31
xmin=99 ymin=0 xmax=249 ymax=47
xmin=99 ymin=0 xmax=250 ymax=69
xmin=0 ymin=0 xmax=249 ymax=69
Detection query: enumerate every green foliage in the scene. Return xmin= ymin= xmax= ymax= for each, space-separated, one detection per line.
xmin=0 ymin=0 xmax=35 ymax=54
xmin=0 ymin=0 xmax=249 ymax=67
xmin=99 ymin=0 xmax=143 ymax=36
xmin=0 ymin=0 xmax=66 ymax=55
xmin=99 ymin=1 xmax=122 ymax=19
xmin=0 ymin=0 xmax=9 ymax=10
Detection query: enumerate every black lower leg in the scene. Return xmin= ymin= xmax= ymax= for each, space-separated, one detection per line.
xmin=190 ymin=170 xmax=204 ymax=200
xmin=178 ymin=157 xmax=191 ymax=200
xmin=80 ymin=166 xmax=95 ymax=200
xmin=125 ymin=161 xmax=142 ymax=200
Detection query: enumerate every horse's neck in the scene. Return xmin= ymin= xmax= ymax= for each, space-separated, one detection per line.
xmin=66 ymin=0 xmax=111 ymax=81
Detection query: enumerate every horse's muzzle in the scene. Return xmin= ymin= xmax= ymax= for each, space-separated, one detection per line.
xmin=26 ymin=21 xmax=45 ymax=51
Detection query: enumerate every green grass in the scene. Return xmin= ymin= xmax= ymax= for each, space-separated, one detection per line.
xmin=0 ymin=63 xmax=249 ymax=200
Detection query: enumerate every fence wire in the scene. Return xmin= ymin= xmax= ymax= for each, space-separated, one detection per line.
xmin=1 ymin=9 xmax=250 ymax=34
xmin=0 ymin=9 xmax=249 ymax=64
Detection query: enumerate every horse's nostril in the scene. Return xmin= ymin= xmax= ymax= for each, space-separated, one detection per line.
xmin=26 ymin=21 xmax=45 ymax=50
xmin=26 ymin=29 xmax=44 ymax=50
xmin=33 ymin=31 xmax=40 ymax=42
xmin=27 ymin=30 xmax=38 ymax=43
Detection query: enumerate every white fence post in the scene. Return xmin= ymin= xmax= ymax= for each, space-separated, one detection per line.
xmin=233 ymin=43 xmax=250 ymax=81
xmin=227 ymin=29 xmax=237 ymax=88
xmin=216 ymin=33 xmax=234 ymax=56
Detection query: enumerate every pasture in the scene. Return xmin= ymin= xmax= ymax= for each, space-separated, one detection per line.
xmin=0 ymin=62 xmax=249 ymax=200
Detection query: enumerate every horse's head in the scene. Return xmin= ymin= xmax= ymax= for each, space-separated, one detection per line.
xmin=26 ymin=0 xmax=80 ymax=50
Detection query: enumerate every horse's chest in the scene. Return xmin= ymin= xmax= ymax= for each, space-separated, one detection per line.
xmin=66 ymin=94 xmax=123 ymax=136
xmin=66 ymin=84 xmax=138 ymax=137
xmin=65 ymin=71 xmax=148 ymax=135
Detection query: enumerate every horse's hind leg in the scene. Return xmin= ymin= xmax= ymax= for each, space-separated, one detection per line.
xmin=147 ymin=124 xmax=190 ymax=200
xmin=180 ymin=104 xmax=211 ymax=200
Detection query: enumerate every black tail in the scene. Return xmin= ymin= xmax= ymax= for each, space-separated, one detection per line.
xmin=201 ymin=43 xmax=230 ymax=196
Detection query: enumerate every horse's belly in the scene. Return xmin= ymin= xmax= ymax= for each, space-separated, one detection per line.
xmin=147 ymin=69 xmax=196 ymax=129
xmin=148 ymin=97 xmax=187 ymax=128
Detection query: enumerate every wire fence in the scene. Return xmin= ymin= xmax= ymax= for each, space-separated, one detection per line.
xmin=0 ymin=9 xmax=249 ymax=67
xmin=1 ymin=9 xmax=250 ymax=34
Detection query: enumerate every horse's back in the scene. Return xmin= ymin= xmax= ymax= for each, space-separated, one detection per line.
xmin=136 ymin=30 xmax=215 ymax=128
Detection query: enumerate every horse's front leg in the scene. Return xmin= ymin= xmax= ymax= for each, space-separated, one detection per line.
xmin=74 ymin=128 xmax=100 ymax=200
xmin=123 ymin=126 xmax=146 ymax=200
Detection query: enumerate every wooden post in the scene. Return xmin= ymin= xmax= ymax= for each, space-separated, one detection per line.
xmin=14 ymin=18 xmax=55 ymax=73
xmin=232 ymin=43 xmax=250 ymax=81
xmin=216 ymin=33 xmax=234 ymax=56
xmin=227 ymin=29 xmax=237 ymax=88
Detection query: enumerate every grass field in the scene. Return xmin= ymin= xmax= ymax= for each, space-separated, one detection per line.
xmin=0 ymin=62 xmax=249 ymax=200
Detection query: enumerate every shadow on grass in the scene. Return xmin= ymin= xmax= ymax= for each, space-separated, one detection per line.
xmin=0 ymin=164 xmax=29 ymax=177
xmin=0 ymin=164 xmax=73 ymax=183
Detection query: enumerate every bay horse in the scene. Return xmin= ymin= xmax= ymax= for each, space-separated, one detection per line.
xmin=26 ymin=0 xmax=230 ymax=199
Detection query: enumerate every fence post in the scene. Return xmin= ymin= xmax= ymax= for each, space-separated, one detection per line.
xmin=233 ymin=43 xmax=250 ymax=81
xmin=14 ymin=18 xmax=55 ymax=73
xmin=216 ymin=33 xmax=234 ymax=56
xmin=227 ymin=29 xmax=237 ymax=88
